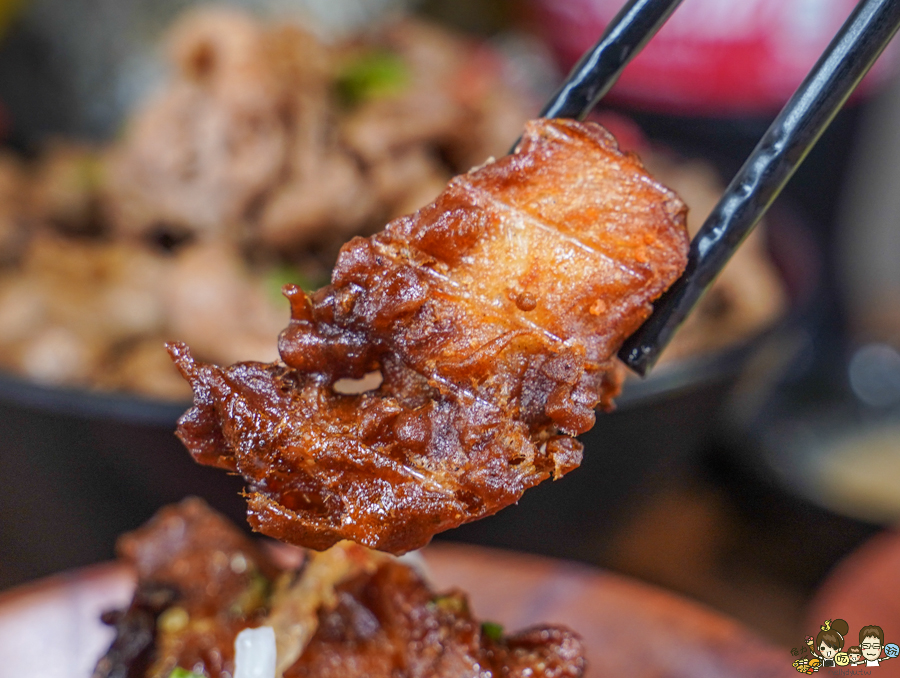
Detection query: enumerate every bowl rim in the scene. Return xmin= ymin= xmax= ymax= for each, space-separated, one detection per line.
xmin=0 ymin=324 xmax=775 ymax=426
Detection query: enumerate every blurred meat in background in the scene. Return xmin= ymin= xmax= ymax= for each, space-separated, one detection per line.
xmin=0 ymin=7 xmax=535 ymax=399
xmin=0 ymin=1 xmax=786 ymax=400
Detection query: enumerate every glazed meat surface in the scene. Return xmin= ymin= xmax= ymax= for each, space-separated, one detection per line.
xmin=171 ymin=118 xmax=689 ymax=554
xmin=95 ymin=499 xmax=586 ymax=678
xmin=285 ymin=558 xmax=585 ymax=678
xmin=95 ymin=498 xmax=281 ymax=678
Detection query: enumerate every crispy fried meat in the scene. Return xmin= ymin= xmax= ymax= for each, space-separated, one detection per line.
xmin=95 ymin=499 xmax=585 ymax=678
xmin=170 ymin=119 xmax=689 ymax=554
xmin=109 ymin=498 xmax=280 ymax=678
xmin=285 ymin=558 xmax=585 ymax=678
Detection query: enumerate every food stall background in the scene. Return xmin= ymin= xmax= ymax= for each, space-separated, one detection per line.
xmin=0 ymin=0 xmax=898 ymax=649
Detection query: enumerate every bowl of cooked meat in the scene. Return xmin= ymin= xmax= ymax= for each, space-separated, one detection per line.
xmin=0 ymin=8 xmax=795 ymax=589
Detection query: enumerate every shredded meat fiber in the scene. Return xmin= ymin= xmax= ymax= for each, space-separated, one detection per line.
xmin=170 ymin=119 xmax=689 ymax=554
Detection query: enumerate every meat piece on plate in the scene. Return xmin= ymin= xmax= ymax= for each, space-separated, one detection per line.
xmin=94 ymin=499 xmax=586 ymax=678
xmin=95 ymin=498 xmax=280 ymax=678
xmin=284 ymin=556 xmax=585 ymax=678
xmin=170 ymin=118 xmax=690 ymax=554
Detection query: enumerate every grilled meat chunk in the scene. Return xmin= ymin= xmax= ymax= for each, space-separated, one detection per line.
xmin=171 ymin=118 xmax=689 ymax=553
xmin=95 ymin=499 xmax=585 ymax=678
xmin=286 ymin=558 xmax=585 ymax=678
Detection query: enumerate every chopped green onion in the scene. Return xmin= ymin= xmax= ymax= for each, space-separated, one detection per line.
xmin=336 ymin=51 xmax=410 ymax=106
xmin=169 ymin=668 xmax=205 ymax=678
xmin=429 ymin=593 xmax=469 ymax=615
xmin=481 ymin=621 xmax=504 ymax=642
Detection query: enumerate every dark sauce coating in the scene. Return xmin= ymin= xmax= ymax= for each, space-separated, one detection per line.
xmin=287 ymin=559 xmax=585 ymax=678
xmin=95 ymin=499 xmax=586 ymax=678
xmin=103 ymin=498 xmax=279 ymax=678
xmin=171 ymin=118 xmax=689 ymax=554
xmin=93 ymin=582 xmax=178 ymax=678
xmin=116 ymin=498 xmax=281 ymax=616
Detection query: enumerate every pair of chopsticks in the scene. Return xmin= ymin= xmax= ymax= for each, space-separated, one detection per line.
xmin=540 ymin=0 xmax=900 ymax=377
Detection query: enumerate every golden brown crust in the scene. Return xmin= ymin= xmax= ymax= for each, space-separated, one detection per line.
xmin=171 ymin=118 xmax=689 ymax=554
xmin=96 ymin=500 xmax=586 ymax=678
xmin=285 ymin=559 xmax=586 ymax=678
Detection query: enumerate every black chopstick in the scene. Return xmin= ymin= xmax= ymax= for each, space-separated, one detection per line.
xmin=618 ymin=0 xmax=900 ymax=377
xmin=539 ymin=0 xmax=683 ymax=121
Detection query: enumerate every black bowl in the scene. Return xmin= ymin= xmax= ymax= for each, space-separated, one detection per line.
xmin=0 ymin=330 xmax=781 ymax=590
xmin=0 ymin=375 xmax=245 ymax=590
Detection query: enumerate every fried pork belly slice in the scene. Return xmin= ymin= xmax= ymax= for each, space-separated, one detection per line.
xmin=96 ymin=500 xmax=584 ymax=678
xmin=96 ymin=498 xmax=281 ymax=678
xmin=286 ymin=557 xmax=585 ymax=678
xmin=94 ymin=499 xmax=387 ymax=678
xmin=171 ymin=118 xmax=689 ymax=554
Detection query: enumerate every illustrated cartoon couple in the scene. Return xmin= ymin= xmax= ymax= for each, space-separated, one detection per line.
xmin=801 ymin=620 xmax=898 ymax=670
